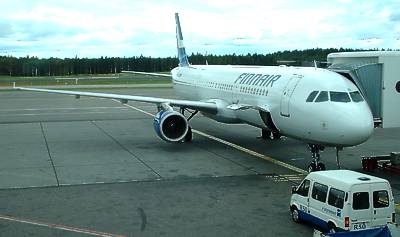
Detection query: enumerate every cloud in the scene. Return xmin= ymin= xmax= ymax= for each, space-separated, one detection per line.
xmin=0 ymin=0 xmax=399 ymax=58
xmin=0 ymin=22 xmax=13 ymax=38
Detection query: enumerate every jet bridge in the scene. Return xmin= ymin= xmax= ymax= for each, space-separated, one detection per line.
xmin=327 ymin=51 xmax=400 ymax=128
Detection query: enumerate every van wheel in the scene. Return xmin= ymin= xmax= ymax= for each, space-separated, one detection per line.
xmin=328 ymin=222 xmax=337 ymax=233
xmin=291 ymin=207 xmax=300 ymax=223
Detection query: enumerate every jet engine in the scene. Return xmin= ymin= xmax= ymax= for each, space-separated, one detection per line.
xmin=153 ymin=109 xmax=188 ymax=142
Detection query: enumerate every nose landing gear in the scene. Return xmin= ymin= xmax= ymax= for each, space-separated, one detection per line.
xmin=307 ymin=145 xmax=344 ymax=172
xmin=308 ymin=144 xmax=326 ymax=172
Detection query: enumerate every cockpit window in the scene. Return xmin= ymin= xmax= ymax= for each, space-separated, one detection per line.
xmin=315 ymin=91 xmax=328 ymax=102
xmin=306 ymin=91 xmax=319 ymax=102
xmin=330 ymin=92 xmax=351 ymax=103
xmin=350 ymin=91 xmax=364 ymax=102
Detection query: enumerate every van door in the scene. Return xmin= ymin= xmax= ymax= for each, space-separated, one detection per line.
xmin=295 ymin=179 xmax=311 ymax=218
xmin=371 ymin=182 xmax=393 ymax=226
xmin=308 ymin=182 xmax=329 ymax=229
xmin=350 ymin=184 xmax=373 ymax=231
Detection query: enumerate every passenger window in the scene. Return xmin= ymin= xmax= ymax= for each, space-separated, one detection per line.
xmin=297 ymin=179 xmax=310 ymax=197
xmin=306 ymin=91 xmax=319 ymax=102
xmin=330 ymin=91 xmax=351 ymax=102
xmin=315 ymin=91 xmax=328 ymax=102
xmin=353 ymin=192 xmax=370 ymax=210
xmin=311 ymin=182 xmax=328 ymax=203
xmin=350 ymin=91 xmax=364 ymax=102
xmin=328 ymin=188 xmax=345 ymax=209
xmin=373 ymin=190 xmax=389 ymax=208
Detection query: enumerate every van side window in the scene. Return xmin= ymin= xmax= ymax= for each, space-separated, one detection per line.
xmin=373 ymin=190 xmax=389 ymax=208
xmin=353 ymin=192 xmax=370 ymax=210
xmin=297 ymin=179 xmax=310 ymax=197
xmin=311 ymin=182 xmax=328 ymax=203
xmin=328 ymin=188 xmax=345 ymax=209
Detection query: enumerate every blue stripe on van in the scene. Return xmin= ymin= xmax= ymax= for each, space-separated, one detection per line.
xmin=298 ymin=210 xmax=329 ymax=232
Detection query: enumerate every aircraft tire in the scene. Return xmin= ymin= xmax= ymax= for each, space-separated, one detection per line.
xmin=261 ymin=129 xmax=271 ymax=139
xmin=317 ymin=163 xmax=326 ymax=171
xmin=308 ymin=163 xmax=317 ymax=173
xmin=272 ymin=132 xmax=281 ymax=140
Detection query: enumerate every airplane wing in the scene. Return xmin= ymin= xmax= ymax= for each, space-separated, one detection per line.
xmin=14 ymin=86 xmax=217 ymax=114
xmin=121 ymin=71 xmax=172 ymax=78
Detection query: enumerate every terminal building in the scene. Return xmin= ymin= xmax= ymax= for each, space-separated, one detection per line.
xmin=327 ymin=51 xmax=400 ymax=128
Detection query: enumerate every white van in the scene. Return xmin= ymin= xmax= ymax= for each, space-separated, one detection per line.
xmin=290 ymin=170 xmax=395 ymax=232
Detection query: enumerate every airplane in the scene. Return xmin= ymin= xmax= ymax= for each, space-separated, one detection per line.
xmin=14 ymin=13 xmax=374 ymax=172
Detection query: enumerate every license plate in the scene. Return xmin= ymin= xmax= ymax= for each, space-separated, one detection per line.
xmin=353 ymin=222 xmax=367 ymax=230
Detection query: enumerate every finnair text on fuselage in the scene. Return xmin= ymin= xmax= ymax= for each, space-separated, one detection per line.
xmin=234 ymin=73 xmax=281 ymax=87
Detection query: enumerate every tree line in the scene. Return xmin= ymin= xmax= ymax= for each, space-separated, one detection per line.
xmin=0 ymin=48 xmax=391 ymax=76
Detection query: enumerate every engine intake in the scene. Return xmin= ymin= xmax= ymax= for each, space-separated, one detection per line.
xmin=153 ymin=109 xmax=188 ymax=142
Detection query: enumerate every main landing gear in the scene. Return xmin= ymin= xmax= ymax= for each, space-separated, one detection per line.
xmin=307 ymin=145 xmax=344 ymax=172
xmin=180 ymin=108 xmax=198 ymax=143
xmin=261 ymin=129 xmax=281 ymax=140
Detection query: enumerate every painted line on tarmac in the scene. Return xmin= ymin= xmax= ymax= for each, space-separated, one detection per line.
xmin=119 ymin=101 xmax=308 ymax=175
xmin=0 ymin=214 xmax=125 ymax=237
xmin=194 ymin=130 xmax=308 ymax=175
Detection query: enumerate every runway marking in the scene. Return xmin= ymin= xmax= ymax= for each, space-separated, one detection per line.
xmin=266 ymin=174 xmax=306 ymax=183
xmin=0 ymin=214 xmax=125 ymax=237
xmin=118 ymin=101 xmax=308 ymax=175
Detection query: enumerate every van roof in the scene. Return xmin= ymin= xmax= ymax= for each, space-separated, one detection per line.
xmin=306 ymin=170 xmax=388 ymax=190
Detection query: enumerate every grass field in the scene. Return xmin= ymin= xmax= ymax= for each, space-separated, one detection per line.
xmin=0 ymin=73 xmax=171 ymax=87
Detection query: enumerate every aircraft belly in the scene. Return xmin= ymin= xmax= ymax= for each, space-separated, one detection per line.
xmin=235 ymin=109 xmax=267 ymax=129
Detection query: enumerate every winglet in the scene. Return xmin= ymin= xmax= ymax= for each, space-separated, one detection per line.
xmin=13 ymin=82 xmax=16 ymax=89
xmin=175 ymin=13 xmax=190 ymax=67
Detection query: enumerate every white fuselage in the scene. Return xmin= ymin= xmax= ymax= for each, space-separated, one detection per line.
xmin=171 ymin=65 xmax=374 ymax=147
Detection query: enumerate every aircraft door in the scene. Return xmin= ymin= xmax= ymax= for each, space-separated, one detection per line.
xmin=280 ymin=74 xmax=302 ymax=117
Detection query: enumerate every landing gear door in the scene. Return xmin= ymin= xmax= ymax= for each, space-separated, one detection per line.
xmin=280 ymin=74 xmax=302 ymax=117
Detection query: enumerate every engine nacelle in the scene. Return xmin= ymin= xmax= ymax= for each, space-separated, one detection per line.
xmin=153 ymin=109 xmax=188 ymax=142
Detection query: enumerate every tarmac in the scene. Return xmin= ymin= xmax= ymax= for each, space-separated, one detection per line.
xmin=0 ymin=87 xmax=399 ymax=237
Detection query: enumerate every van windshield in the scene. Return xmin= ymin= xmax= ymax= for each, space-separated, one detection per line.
xmin=353 ymin=192 xmax=370 ymax=210
xmin=297 ymin=179 xmax=310 ymax=197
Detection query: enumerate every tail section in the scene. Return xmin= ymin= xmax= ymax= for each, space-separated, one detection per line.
xmin=175 ymin=13 xmax=190 ymax=67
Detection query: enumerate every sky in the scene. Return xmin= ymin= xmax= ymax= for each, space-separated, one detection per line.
xmin=0 ymin=0 xmax=399 ymax=58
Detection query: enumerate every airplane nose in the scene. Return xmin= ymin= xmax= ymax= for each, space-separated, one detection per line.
xmin=341 ymin=106 xmax=374 ymax=146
